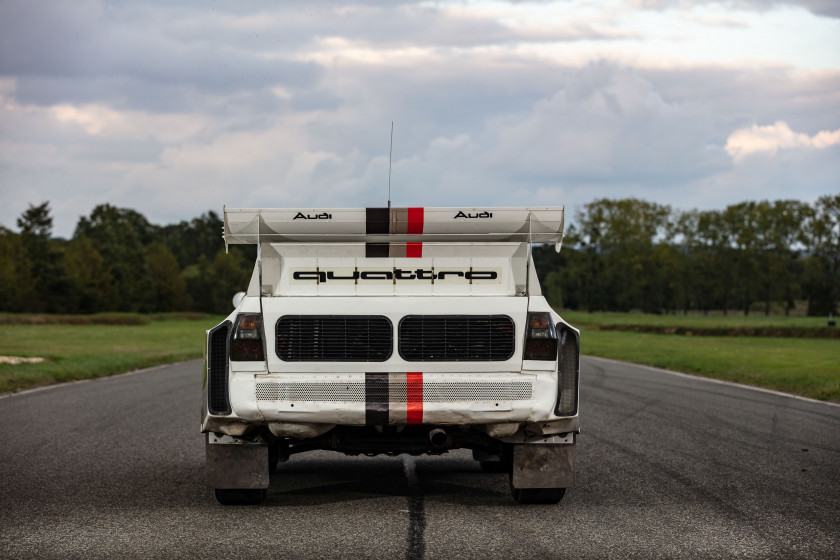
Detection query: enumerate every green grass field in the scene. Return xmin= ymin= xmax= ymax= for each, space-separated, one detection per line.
xmin=0 ymin=315 xmax=224 ymax=394
xmin=580 ymin=330 xmax=839 ymax=402
xmin=561 ymin=312 xmax=840 ymax=402
xmin=561 ymin=311 xmax=832 ymax=329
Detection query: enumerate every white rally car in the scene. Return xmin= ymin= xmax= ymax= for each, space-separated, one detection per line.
xmin=202 ymin=207 xmax=580 ymax=505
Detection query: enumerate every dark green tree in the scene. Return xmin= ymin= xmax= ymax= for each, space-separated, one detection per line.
xmin=802 ymin=195 xmax=840 ymax=315
xmin=145 ymin=243 xmax=187 ymax=312
xmin=210 ymin=249 xmax=252 ymax=313
xmin=74 ymin=204 xmax=156 ymax=312
xmin=575 ymin=198 xmax=671 ymax=312
xmin=0 ymin=227 xmax=35 ymax=312
xmin=160 ymin=211 xmax=225 ymax=268
xmin=721 ymin=202 xmax=761 ymax=315
xmin=62 ymin=237 xmax=115 ymax=313
xmin=763 ymin=200 xmax=808 ymax=315
xmin=16 ymin=202 xmax=70 ymax=312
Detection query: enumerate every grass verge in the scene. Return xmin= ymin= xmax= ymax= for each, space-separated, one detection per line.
xmin=0 ymin=315 xmax=224 ymax=394
xmin=579 ymin=329 xmax=840 ymax=403
xmin=562 ymin=311 xmax=836 ymax=332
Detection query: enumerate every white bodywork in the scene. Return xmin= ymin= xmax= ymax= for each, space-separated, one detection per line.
xmin=202 ymin=207 xmax=579 ymax=502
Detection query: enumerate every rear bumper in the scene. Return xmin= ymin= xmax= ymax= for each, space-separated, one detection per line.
xmin=257 ymin=370 xmax=561 ymax=424
xmin=202 ymin=369 xmax=579 ymax=438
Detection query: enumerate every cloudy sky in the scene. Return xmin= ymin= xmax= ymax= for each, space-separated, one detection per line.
xmin=1 ymin=0 xmax=838 ymax=238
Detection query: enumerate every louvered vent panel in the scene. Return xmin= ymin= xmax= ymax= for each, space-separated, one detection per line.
xmin=275 ymin=316 xmax=393 ymax=362
xmin=398 ymin=315 xmax=515 ymax=362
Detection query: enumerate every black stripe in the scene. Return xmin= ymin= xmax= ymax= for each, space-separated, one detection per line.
xmin=366 ymin=207 xmax=389 ymax=235
xmin=365 ymin=242 xmax=389 ymax=258
xmin=365 ymin=372 xmax=389 ymax=425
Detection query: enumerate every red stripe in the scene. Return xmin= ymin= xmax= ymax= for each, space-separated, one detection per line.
xmin=406 ymin=242 xmax=422 ymax=258
xmin=406 ymin=372 xmax=423 ymax=424
xmin=407 ymin=207 xmax=424 ymax=235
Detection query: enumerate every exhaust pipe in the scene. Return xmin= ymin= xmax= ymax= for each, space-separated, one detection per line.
xmin=429 ymin=428 xmax=448 ymax=449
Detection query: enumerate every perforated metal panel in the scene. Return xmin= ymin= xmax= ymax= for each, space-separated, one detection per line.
xmin=416 ymin=381 xmax=531 ymax=401
xmin=256 ymin=382 xmax=367 ymax=402
xmin=255 ymin=381 xmax=532 ymax=402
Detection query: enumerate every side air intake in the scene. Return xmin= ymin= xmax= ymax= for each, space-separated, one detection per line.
xmin=207 ymin=321 xmax=232 ymax=415
xmin=555 ymin=324 xmax=579 ymax=416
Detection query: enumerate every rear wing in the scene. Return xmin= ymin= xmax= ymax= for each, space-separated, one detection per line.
xmin=223 ymin=207 xmax=564 ymax=248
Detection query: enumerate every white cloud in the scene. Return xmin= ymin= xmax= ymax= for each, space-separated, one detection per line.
xmin=51 ymin=104 xmax=121 ymax=135
xmin=725 ymin=121 xmax=840 ymax=162
xmin=1 ymin=1 xmax=839 ymax=237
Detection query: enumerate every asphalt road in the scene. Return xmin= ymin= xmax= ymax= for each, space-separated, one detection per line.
xmin=1 ymin=357 xmax=838 ymax=559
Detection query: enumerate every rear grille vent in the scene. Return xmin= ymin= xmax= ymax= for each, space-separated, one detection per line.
xmin=275 ymin=316 xmax=393 ymax=362
xmin=398 ymin=315 xmax=515 ymax=362
xmin=207 ymin=321 xmax=232 ymax=415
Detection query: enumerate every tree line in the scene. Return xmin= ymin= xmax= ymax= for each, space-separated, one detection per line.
xmin=533 ymin=195 xmax=839 ymax=316
xmin=0 ymin=196 xmax=837 ymax=316
xmin=0 ymin=203 xmax=254 ymax=315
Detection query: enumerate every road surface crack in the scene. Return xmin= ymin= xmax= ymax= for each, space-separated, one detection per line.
xmin=402 ymin=455 xmax=426 ymax=560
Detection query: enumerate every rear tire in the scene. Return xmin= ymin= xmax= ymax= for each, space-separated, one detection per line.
xmin=479 ymin=460 xmax=509 ymax=473
xmin=268 ymin=443 xmax=280 ymax=474
xmin=510 ymin=486 xmax=565 ymax=505
xmin=474 ymin=444 xmax=512 ymax=473
xmin=214 ymin=489 xmax=267 ymax=505
xmin=268 ymin=441 xmax=290 ymax=474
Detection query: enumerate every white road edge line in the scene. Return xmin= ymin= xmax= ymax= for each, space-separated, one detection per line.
xmin=584 ymin=355 xmax=840 ymax=409
xmin=0 ymin=359 xmax=203 ymax=400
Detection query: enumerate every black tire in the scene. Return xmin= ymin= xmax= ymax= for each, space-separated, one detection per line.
xmin=510 ymin=486 xmax=565 ymax=505
xmin=487 ymin=443 xmax=515 ymax=472
xmin=268 ymin=443 xmax=279 ymax=474
xmin=214 ymin=489 xmax=267 ymax=505
xmin=268 ymin=441 xmax=290 ymax=474
xmin=479 ymin=460 xmax=509 ymax=473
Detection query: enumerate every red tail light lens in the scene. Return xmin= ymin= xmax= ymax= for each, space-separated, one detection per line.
xmin=523 ymin=312 xmax=557 ymax=360
xmin=230 ymin=313 xmax=265 ymax=361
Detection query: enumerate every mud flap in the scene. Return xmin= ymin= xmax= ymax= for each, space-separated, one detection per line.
xmin=511 ymin=441 xmax=575 ymax=489
xmin=206 ymin=434 xmax=269 ymax=490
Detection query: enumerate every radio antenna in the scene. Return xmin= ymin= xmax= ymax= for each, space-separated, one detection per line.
xmin=388 ymin=121 xmax=393 ymax=211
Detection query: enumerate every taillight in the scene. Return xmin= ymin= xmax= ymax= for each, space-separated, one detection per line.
xmin=230 ymin=313 xmax=265 ymax=361
xmin=523 ymin=312 xmax=558 ymax=360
